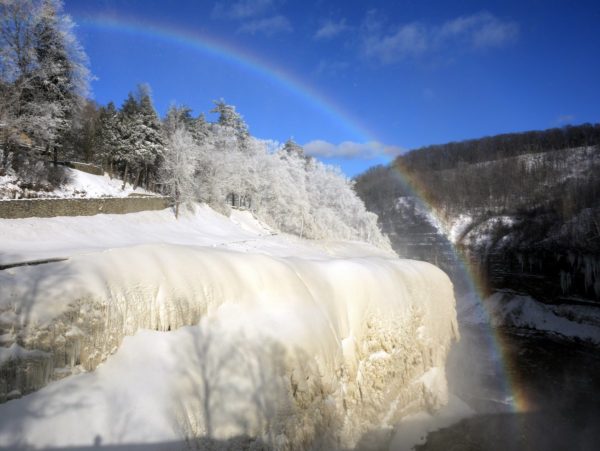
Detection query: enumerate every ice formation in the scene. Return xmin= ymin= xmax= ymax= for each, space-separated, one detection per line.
xmin=0 ymin=206 xmax=458 ymax=449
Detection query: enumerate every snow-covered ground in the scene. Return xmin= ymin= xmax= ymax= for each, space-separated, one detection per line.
xmin=0 ymin=204 xmax=461 ymax=449
xmin=0 ymin=205 xmax=383 ymax=265
xmin=0 ymin=167 xmax=153 ymax=199
xmin=53 ymin=167 xmax=154 ymax=198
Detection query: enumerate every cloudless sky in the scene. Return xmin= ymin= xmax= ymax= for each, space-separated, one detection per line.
xmin=64 ymin=0 xmax=600 ymax=176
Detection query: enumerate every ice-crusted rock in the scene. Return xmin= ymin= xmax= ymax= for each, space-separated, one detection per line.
xmin=0 ymin=243 xmax=457 ymax=449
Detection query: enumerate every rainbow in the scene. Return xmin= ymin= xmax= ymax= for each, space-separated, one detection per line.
xmin=76 ymin=13 xmax=372 ymax=143
xmin=75 ymin=13 xmax=532 ymax=414
xmin=388 ymin=168 xmax=534 ymax=414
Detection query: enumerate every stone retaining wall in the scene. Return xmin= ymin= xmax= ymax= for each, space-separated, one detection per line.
xmin=0 ymin=196 xmax=172 ymax=219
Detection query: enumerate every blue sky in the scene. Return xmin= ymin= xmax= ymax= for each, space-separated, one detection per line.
xmin=64 ymin=0 xmax=600 ymax=176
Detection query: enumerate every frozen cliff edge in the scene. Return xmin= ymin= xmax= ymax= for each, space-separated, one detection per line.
xmin=0 ymin=215 xmax=458 ymax=449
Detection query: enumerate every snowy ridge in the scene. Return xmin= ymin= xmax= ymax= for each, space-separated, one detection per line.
xmin=0 ymin=204 xmax=458 ymax=449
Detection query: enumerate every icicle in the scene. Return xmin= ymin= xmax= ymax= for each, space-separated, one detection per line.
xmin=560 ymin=270 xmax=572 ymax=294
xmin=568 ymin=251 xmax=576 ymax=266
xmin=582 ymin=255 xmax=600 ymax=295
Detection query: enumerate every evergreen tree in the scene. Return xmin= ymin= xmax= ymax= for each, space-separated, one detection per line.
xmin=210 ymin=99 xmax=249 ymax=150
xmin=96 ymin=102 xmax=120 ymax=175
xmin=64 ymin=99 xmax=99 ymax=163
xmin=282 ymin=138 xmax=306 ymax=159
xmin=191 ymin=112 xmax=211 ymax=145
xmin=29 ymin=0 xmax=87 ymax=163
xmin=115 ymin=92 xmax=139 ymax=188
xmin=115 ymin=86 xmax=164 ymax=189
xmin=0 ymin=0 xmax=89 ymax=184
xmin=1 ymin=0 xmax=40 ymax=153
xmin=163 ymin=104 xmax=194 ymax=137
xmin=135 ymin=85 xmax=164 ymax=188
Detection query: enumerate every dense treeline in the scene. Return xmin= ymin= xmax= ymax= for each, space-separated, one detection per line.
xmin=357 ymin=128 xmax=600 ymax=227
xmin=399 ymin=123 xmax=600 ymax=172
xmin=0 ymin=0 xmax=387 ymax=247
xmin=402 ymin=147 xmax=599 ymax=221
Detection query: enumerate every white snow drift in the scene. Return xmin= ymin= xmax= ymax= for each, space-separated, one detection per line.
xmin=0 ymin=205 xmax=458 ymax=449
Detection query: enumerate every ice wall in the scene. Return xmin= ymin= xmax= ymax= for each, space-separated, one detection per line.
xmin=0 ymin=244 xmax=457 ymax=449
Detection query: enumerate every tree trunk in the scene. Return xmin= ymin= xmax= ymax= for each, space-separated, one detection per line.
xmin=133 ymin=169 xmax=142 ymax=190
xmin=121 ymin=163 xmax=129 ymax=190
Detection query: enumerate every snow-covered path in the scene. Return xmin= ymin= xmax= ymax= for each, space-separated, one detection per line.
xmin=0 ymin=204 xmax=391 ymax=265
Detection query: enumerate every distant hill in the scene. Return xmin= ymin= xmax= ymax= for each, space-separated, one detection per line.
xmin=398 ymin=123 xmax=600 ymax=172
xmin=355 ymin=124 xmax=600 ymax=304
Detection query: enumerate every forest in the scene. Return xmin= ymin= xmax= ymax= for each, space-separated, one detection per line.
xmin=358 ymin=124 xmax=600 ymax=244
xmin=0 ymin=0 xmax=387 ymax=247
xmin=399 ymin=124 xmax=600 ymax=172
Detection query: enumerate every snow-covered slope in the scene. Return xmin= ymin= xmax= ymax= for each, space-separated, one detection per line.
xmin=1 ymin=167 xmax=153 ymax=199
xmin=53 ymin=167 xmax=154 ymax=198
xmin=0 ymin=205 xmax=458 ymax=449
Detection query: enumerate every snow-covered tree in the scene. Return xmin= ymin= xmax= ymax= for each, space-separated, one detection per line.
xmin=0 ymin=0 xmax=89 ymax=183
xmin=64 ymin=98 xmax=99 ymax=163
xmin=134 ymin=84 xmax=164 ymax=188
xmin=303 ymin=159 xmax=387 ymax=246
xmin=282 ymin=138 xmax=306 ymax=160
xmin=211 ymin=100 xmax=248 ymax=136
xmin=260 ymin=142 xmax=311 ymax=236
xmin=96 ymin=101 xmax=120 ymax=175
xmin=161 ymin=125 xmax=198 ymax=218
xmin=190 ymin=112 xmax=210 ymax=145
xmin=210 ymin=99 xmax=250 ymax=151
xmin=115 ymin=92 xmax=139 ymax=187
xmin=1 ymin=0 xmax=39 ymax=152
xmin=115 ymin=85 xmax=164 ymax=189
xmin=174 ymin=102 xmax=389 ymax=247
xmin=163 ymin=104 xmax=194 ymax=138
xmin=30 ymin=0 xmax=81 ymax=162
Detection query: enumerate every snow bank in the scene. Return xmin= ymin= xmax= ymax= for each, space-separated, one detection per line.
xmin=0 ymin=205 xmax=458 ymax=449
xmin=0 ymin=204 xmax=267 ymax=264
